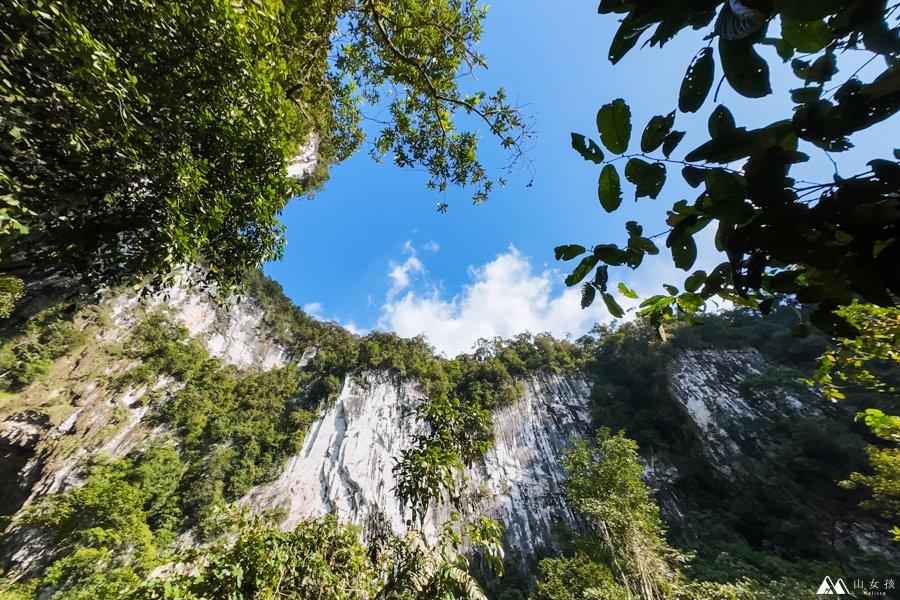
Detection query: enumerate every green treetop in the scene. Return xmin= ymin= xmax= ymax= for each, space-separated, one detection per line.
xmin=0 ymin=0 xmax=530 ymax=296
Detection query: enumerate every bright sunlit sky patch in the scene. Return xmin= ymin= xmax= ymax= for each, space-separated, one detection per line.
xmin=264 ymin=1 xmax=895 ymax=357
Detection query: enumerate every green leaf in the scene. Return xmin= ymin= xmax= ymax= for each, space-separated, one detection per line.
xmin=708 ymin=105 xmax=736 ymax=138
xmin=571 ymin=133 xmax=604 ymax=163
xmin=581 ymin=283 xmax=596 ymax=308
xmin=682 ymin=166 xmax=707 ymax=188
xmin=617 ymin=282 xmax=638 ymax=299
xmin=596 ymin=99 xmax=631 ymax=154
xmin=701 ymin=263 xmax=731 ymax=295
xmin=598 ymin=164 xmax=623 ymax=212
xmin=782 ymin=18 xmax=832 ymax=53
xmin=601 ymin=292 xmax=625 ymax=318
xmin=624 ymin=159 xmax=666 ymax=199
xmin=719 ymin=38 xmax=771 ymax=98
xmin=767 ymin=37 xmax=795 ymax=61
xmin=663 ymin=284 xmax=678 ymax=295
xmin=705 ymin=170 xmax=745 ymax=203
xmin=555 ymin=244 xmax=586 ymax=261
xmin=792 ymin=53 xmax=837 ymax=83
xmin=686 ymin=120 xmax=794 ymax=163
xmin=625 ymin=221 xmax=642 ymax=237
xmin=593 ymin=244 xmax=626 ymax=266
xmin=679 ymin=48 xmax=715 ymax=113
xmin=894 ymin=149 xmax=900 ymax=160
xmin=668 ymin=232 xmax=697 ymax=271
xmin=790 ymin=86 xmax=823 ymax=104
xmin=676 ymin=292 xmax=705 ymax=312
xmin=662 ymin=131 xmax=685 ymax=158
xmin=608 ymin=16 xmax=646 ymax=64
xmin=703 ymin=170 xmax=754 ymax=223
xmin=594 ymin=265 xmax=609 ymax=291
xmin=774 ymin=0 xmax=844 ymax=21
xmin=641 ymin=112 xmax=675 ymax=153
xmin=684 ymin=269 xmax=707 ymax=293
xmin=637 ymin=295 xmax=675 ymax=325
xmin=597 ymin=0 xmax=627 ymax=14
xmin=630 ymin=236 xmax=659 ymax=255
xmin=565 ymin=255 xmax=599 ymax=286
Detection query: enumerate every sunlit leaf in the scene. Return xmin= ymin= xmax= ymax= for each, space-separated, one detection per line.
xmin=602 ymin=292 xmax=625 ymax=318
xmin=596 ymin=99 xmax=631 ymax=154
xmin=618 ymin=282 xmax=638 ymax=298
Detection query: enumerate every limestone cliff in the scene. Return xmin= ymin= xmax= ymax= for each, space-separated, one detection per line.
xmin=245 ymin=371 xmax=592 ymax=555
xmin=0 ymin=282 xmax=886 ymax=575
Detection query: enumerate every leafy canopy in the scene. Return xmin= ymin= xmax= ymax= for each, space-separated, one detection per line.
xmin=0 ymin=0 xmax=529 ymax=294
xmin=532 ymin=428 xmax=822 ymax=600
xmin=558 ymin=0 xmax=899 ymax=337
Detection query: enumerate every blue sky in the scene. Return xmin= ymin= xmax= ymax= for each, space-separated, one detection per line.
xmin=264 ymin=1 xmax=894 ymax=356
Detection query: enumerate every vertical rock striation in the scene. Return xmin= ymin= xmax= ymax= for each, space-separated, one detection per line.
xmin=245 ymin=371 xmax=593 ymax=556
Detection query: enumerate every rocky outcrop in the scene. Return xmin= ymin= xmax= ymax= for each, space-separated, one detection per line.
xmin=245 ymin=371 xmax=592 ymax=556
xmin=0 ymin=282 xmax=292 ymax=573
xmin=470 ymin=373 xmax=592 ymax=553
xmin=105 ymin=282 xmax=290 ymax=370
xmin=666 ymin=348 xmax=812 ymax=466
xmin=1 ymin=280 xmax=871 ymax=574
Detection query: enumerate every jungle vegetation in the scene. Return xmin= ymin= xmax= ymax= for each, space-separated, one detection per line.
xmin=0 ymin=281 xmax=896 ymax=599
xmin=0 ymin=0 xmax=530 ymax=300
xmin=0 ymin=0 xmax=897 ymax=598
xmin=558 ymin=0 xmax=899 ymax=339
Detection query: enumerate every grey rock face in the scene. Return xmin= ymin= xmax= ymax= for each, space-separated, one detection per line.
xmin=2 ymin=281 xmax=857 ymax=572
xmin=105 ymin=282 xmax=290 ymax=370
xmin=286 ymin=133 xmax=321 ymax=182
xmin=471 ymin=373 xmax=592 ymax=553
xmin=0 ymin=284 xmax=291 ymax=573
xmin=245 ymin=371 xmax=593 ymax=556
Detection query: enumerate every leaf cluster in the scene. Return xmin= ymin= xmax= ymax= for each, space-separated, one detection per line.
xmin=18 ymin=446 xmax=180 ymax=598
xmin=0 ymin=0 xmax=529 ymax=293
xmin=562 ymin=0 xmax=900 ymax=336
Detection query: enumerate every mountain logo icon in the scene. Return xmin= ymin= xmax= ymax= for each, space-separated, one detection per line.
xmin=817 ymin=577 xmax=850 ymax=595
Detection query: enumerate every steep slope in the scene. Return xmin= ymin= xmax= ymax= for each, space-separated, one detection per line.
xmin=245 ymin=371 xmax=592 ymax=555
xmin=0 ymin=276 xmax=894 ymax=590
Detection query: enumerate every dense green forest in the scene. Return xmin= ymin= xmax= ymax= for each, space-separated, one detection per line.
xmin=0 ymin=273 xmax=896 ymax=599
xmin=0 ymin=0 xmax=898 ymax=598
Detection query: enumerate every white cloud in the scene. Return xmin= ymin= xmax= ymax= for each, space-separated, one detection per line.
xmin=342 ymin=322 xmax=365 ymax=336
xmin=303 ymin=232 xmax=725 ymax=357
xmin=304 ymin=301 xmax=364 ymax=336
xmin=423 ymin=241 xmax=440 ymax=253
xmin=379 ymin=246 xmax=619 ymax=356
xmin=304 ymin=302 xmax=324 ymax=319
xmin=387 ymin=255 xmax=425 ymax=299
